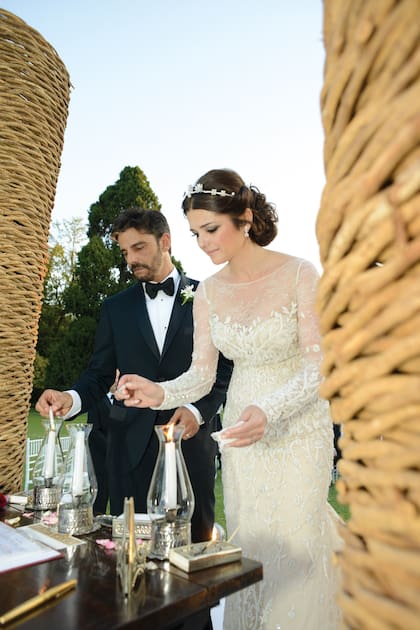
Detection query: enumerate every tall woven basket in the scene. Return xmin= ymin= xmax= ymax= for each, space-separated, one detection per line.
xmin=317 ymin=1 xmax=420 ymax=628
xmin=0 ymin=10 xmax=70 ymax=493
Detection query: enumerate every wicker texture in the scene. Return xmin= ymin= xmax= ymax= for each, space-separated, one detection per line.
xmin=317 ymin=1 xmax=420 ymax=627
xmin=0 ymin=10 xmax=70 ymax=493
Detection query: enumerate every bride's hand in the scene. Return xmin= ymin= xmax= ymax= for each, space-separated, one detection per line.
xmin=114 ymin=374 xmax=164 ymax=408
xmin=222 ymin=405 xmax=267 ymax=447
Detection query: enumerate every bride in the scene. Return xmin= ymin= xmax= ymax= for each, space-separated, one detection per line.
xmin=115 ymin=168 xmax=341 ymax=629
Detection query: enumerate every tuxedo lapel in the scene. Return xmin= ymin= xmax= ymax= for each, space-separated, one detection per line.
xmin=135 ymin=284 xmax=160 ymax=359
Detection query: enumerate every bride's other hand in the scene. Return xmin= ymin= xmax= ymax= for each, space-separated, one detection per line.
xmin=223 ymin=405 xmax=267 ymax=447
xmin=115 ymin=374 xmax=164 ymax=408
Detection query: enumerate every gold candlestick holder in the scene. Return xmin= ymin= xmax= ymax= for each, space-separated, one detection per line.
xmin=117 ymin=497 xmax=147 ymax=598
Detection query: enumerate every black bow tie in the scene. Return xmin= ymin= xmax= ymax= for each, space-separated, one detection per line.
xmin=144 ymin=277 xmax=175 ymax=299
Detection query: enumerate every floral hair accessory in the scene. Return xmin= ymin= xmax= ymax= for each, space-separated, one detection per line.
xmin=180 ymin=284 xmax=195 ymax=305
xmin=184 ymin=183 xmax=235 ymax=199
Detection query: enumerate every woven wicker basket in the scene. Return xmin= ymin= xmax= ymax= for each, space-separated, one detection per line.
xmin=0 ymin=10 xmax=70 ymax=493
xmin=318 ymin=1 xmax=420 ymax=627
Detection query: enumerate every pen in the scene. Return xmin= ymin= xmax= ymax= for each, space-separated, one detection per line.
xmin=0 ymin=578 xmax=77 ymax=626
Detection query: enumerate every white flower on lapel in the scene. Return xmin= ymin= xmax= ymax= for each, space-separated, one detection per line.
xmin=180 ymin=284 xmax=195 ymax=305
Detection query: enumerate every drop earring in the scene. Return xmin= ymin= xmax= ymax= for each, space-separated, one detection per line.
xmin=244 ymin=227 xmax=249 ymax=238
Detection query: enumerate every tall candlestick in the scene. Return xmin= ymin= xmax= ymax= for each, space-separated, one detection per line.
xmin=72 ymin=430 xmax=85 ymax=497
xmin=164 ymin=441 xmax=177 ymax=509
xmin=43 ymin=429 xmax=56 ymax=480
xmin=176 ymin=450 xmax=187 ymax=498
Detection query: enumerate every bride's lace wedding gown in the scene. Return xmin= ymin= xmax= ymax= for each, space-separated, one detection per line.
xmin=157 ymin=255 xmax=341 ymax=629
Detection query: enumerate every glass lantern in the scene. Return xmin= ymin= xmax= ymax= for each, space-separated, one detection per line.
xmin=147 ymin=424 xmax=195 ymax=558
xmin=32 ymin=418 xmax=64 ymax=510
xmin=58 ymin=423 xmax=98 ymax=535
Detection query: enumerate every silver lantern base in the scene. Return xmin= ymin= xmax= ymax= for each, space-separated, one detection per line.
xmin=58 ymin=504 xmax=95 ymax=535
xmin=33 ymin=486 xmax=61 ymax=511
xmin=149 ymin=518 xmax=191 ymax=560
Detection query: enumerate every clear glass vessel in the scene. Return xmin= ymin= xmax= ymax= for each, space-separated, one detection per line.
xmin=57 ymin=423 xmax=97 ymax=534
xmin=147 ymin=424 xmax=195 ymax=523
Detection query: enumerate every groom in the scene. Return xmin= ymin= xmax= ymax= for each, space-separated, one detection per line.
xmin=36 ymin=207 xmax=232 ymax=545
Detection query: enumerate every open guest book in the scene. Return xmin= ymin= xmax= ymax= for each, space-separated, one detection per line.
xmin=169 ymin=541 xmax=242 ymax=572
xmin=0 ymin=522 xmax=62 ymax=573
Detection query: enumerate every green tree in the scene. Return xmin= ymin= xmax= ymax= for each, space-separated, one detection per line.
xmin=48 ymin=218 xmax=87 ymax=296
xmin=44 ymin=316 xmax=98 ymax=391
xmin=88 ymin=165 xmax=161 ymax=241
xmin=63 ymin=235 xmax=119 ymax=320
xmin=32 ymin=352 xmax=49 ymax=404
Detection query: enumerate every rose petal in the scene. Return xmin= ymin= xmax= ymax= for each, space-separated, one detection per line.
xmin=96 ymin=538 xmax=116 ymax=550
xmin=41 ymin=511 xmax=58 ymax=526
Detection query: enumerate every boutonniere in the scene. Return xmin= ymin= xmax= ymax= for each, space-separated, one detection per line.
xmin=180 ymin=284 xmax=195 ymax=305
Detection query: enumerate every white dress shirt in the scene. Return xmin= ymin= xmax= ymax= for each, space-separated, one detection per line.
xmin=145 ymin=268 xmax=179 ymax=353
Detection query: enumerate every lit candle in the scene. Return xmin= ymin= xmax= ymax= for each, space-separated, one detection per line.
xmin=164 ymin=426 xmax=177 ymax=509
xmin=72 ymin=430 xmax=85 ymax=497
xmin=43 ymin=429 xmax=56 ymax=480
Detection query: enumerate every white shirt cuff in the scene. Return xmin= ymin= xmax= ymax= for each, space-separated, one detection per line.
xmin=63 ymin=390 xmax=82 ymax=419
xmin=183 ymin=403 xmax=204 ymax=426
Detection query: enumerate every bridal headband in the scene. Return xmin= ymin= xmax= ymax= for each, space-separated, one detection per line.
xmin=184 ymin=183 xmax=236 ymax=199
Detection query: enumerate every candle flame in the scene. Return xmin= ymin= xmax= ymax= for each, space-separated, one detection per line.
xmin=163 ymin=423 xmax=175 ymax=441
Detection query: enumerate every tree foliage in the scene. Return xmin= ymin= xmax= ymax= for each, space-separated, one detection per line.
xmin=32 ymin=352 xmax=49 ymax=404
xmin=43 ymin=217 xmax=87 ymax=307
xmin=88 ymin=166 xmax=161 ymax=243
xmin=63 ymin=235 xmax=120 ymax=320
xmin=45 ymin=316 xmax=98 ymax=391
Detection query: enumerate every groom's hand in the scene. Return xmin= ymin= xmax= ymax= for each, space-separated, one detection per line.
xmin=169 ymin=407 xmax=200 ymax=440
xmin=36 ymin=389 xmax=73 ymax=418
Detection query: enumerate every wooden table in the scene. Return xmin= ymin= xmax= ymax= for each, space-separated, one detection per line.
xmin=0 ymin=508 xmax=262 ymax=629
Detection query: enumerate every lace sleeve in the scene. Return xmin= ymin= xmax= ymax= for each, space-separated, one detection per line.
xmin=256 ymin=260 xmax=325 ymax=424
xmin=155 ymin=282 xmax=219 ymax=410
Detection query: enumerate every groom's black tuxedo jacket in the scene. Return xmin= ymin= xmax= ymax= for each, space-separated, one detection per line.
xmin=72 ymin=273 xmax=231 ymax=540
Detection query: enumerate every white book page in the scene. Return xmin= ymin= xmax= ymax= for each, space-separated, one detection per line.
xmin=0 ymin=522 xmax=61 ymax=573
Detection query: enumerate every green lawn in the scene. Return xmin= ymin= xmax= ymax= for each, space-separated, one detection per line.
xmin=27 ymin=409 xmax=350 ymax=526
xmin=328 ymin=483 xmax=350 ymax=521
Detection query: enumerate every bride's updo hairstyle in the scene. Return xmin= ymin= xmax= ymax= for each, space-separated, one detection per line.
xmin=182 ymin=168 xmax=278 ymax=247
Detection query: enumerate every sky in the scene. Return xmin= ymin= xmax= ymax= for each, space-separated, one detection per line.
xmin=3 ymin=1 xmax=327 ymax=278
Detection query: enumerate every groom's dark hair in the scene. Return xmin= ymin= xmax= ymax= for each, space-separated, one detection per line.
xmin=111 ymin=206 xmax=170 ymax=242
